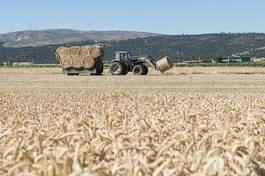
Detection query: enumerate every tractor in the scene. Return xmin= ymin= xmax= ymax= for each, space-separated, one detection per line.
xmin=109 ymin=51 xmax=156 ymax=75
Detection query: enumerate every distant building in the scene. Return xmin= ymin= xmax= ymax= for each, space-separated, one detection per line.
xmin=222 ymin=55 xmax=250 ymax=63
xmin=251 ymin=57 xmax=265 ymax=62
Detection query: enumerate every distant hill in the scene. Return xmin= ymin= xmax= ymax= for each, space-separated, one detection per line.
xmin=1 ymin=32 xmax=265 ymax=64
xmin=0 ymin=29 xmax=161 ymax=47
xmin=105 ymin=33 xmax=265 ymax=60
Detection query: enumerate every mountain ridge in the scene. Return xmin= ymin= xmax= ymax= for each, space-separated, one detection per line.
xmin=1 ymin=32 xmax=265 ymax=64
xmin=0 ymin=29 xmax=162 ymax=47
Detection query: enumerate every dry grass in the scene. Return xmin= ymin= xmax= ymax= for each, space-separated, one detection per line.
xmin=0 ymin=67 xmax=60 ymax=74
xmin=2 ymin=66 xmax=265 ymax=75
xmin=152 ymin=67 xmax=265 ymax=75
xmin=1 ymin=70 xmax=265 ymax=94
xmin=0 ymin=68 xmax=265 ymax=175
xmin=1 ymin=92 xmax=265 ymax=176
xmin=0 ymin=67 xmax=265 ymax=76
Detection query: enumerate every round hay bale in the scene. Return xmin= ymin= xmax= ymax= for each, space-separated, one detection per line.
xmin=83 ymin=56 xmax=95 ymax=69
xmin=79 ymin=47 xmax=90 ymax=57
xmin=69 ymin=47 xmax=80 ymax=56
xmin=56 ymin=47 xmax=71 ymax=67
xmin=62 ymin=56 xmax=73 ymax=68
xmin=72 ymin=56 xmax=83 ymax=68
xmin=56 ymin=47 xmax=68 ymax=57
xmin=156 ymin=57 xmax=173 ymax=73
xmin=89 ymin=45 xmax=104 ymax=60
xmin=55 ymin=49 xmax=62 ymax=64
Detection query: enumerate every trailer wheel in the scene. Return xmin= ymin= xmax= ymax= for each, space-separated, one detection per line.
xmin=132 ymin=64 xmax=146 ymax=75
xmin=110 ymin=62 xmax=126 ymax=75
xmin=95 ymin=60 xmax=104 ymax=75
xmin=67 ymin=73 xmax=79 ymax=76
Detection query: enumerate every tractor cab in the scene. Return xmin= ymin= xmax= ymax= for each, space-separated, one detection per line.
xmin=115 ymin=51 xmax=132 ymax=61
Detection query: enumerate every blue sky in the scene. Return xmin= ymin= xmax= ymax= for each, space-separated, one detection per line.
xmin=0 ymin=0 xmax=264 ymax=34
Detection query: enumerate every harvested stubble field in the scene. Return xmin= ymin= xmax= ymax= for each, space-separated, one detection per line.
xmin=0 ymin=67 xmax=265 ymax=176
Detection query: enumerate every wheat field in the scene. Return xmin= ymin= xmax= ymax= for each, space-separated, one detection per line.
xmin=0 ymin=68 xmax=265 ymax=175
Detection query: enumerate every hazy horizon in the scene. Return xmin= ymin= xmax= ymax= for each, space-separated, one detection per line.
xmin=1 ymin=28 xmax=265 ymax=35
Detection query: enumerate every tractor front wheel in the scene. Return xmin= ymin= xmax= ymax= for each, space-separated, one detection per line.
xmin=142 ymin=65 xmax=148 ymax=75
xmin=132 ymin=64 xmax=148 ymax=75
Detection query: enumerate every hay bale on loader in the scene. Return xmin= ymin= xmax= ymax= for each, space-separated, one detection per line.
xmin=156 ymin=56 xmax=173 ymax=73
xmin=55 ymin=45 xmax=104 ymax=75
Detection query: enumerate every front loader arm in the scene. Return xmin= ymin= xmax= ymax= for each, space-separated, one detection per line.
xmin=138 ymin=56 xmax=156 ymax=69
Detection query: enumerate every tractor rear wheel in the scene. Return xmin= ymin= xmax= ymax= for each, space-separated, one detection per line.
xmin=110 ymin=62 xmax=126 ymax=75
xmin=132 ymin=64 xmax=148 ymax=75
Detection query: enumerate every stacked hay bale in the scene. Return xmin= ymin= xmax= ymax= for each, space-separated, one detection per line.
xmin=156 ymin=56 xmax=173 ymax=73
xmin=55 ymin=45 xmax=104 ymax=69
xmin=89 ymin=45 xmax=104 ymax=59
xmin=55 ymin=47 xmax=71 ymax=67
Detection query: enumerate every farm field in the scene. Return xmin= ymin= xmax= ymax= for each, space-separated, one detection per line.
xmin=2 ymin=67 xmax=265 ymax=94
xmin=0 ymin=67 xmax=265 ymax=175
